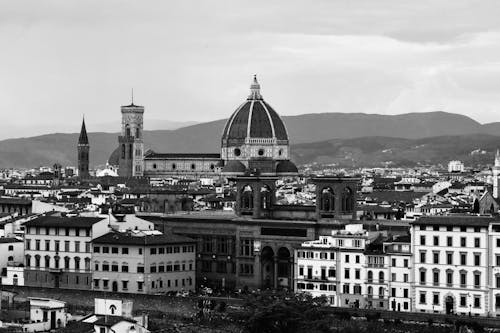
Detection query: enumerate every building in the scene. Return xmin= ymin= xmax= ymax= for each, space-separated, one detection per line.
xmin=91 ymin=230 xmax=196 ymax=294
xmin=78 ymin=117 xmax=90 ymax=179
xmin=0 ymin=237 xmax=24 ymax=275
xmin=23 ymin=216 xmax=110 ymax=290
xmin=143 ymin=152 xmax=222 ymax=180
xmin=384 ymin=235 xmax=412 ymax=312
xmin=411 ymin=216 xmax=491 ymax=316
xmin=27 ymin=297 xmax=67 ymax=331
xmin=221 ymin=75 xmax=295 ymax=175
xmin=448 ymin=160 xmax=465 ymax=173
xmin=118 ymin=101 xmax=145 ymax=178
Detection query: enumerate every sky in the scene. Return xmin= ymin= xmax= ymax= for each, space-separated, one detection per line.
xmin=1 ymin=0 xmax=500 ymax=139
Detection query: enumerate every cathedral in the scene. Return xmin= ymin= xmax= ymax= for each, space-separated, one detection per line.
xmin=107 ymin=75 xmax=298 ymax=180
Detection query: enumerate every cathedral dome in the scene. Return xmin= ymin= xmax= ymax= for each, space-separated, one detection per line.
xmin=221 ymin=76 xmax=288 ymax=144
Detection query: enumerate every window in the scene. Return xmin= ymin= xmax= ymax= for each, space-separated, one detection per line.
xmin=474 ymin=238 xmax=480 ymax=248
xmin=137 ymin=264 xmax=145 ymax=273
xmin=474 ymin=296 xmax=480 ymax=308
xmin=460 ymin=253 xmax=466 ymax=265
xmin=122 ymin=264 xmax=128 ymax=272
xmin=355 ymin=269 xmax=360 ymax=280
xmin=433 ymin=293 xmax=439 ymax=305
xmin=65 ymin=241 xmax=70 ymax=252
xmin=460 ymin=226 xmax=467 ymax=232
xmin=474 ymin=254 xmax=480 ymax=266
xmin=433 ymin=252 xmax=439 ymax=264
xmin=420 ymin=270 xmax=426 ymax=285
xmin=328 ymin=267 xmax=336 ymax=278
xmin=433 ymin=225 xmax=439 ymax=231
xmin=103 ymin=247 xmax=109 ymax=253
xmin=460 ymin=271 xmax=467 ymax=288
xmin=474 ymin=272 xmax=481 ymax=288
xmin=497 ymin=238 xmax=500 ymax=247
xmin=460 ymin=295 xmax=467 ymax=307
xmin=150 ymin=264 xmax=157 ymax=273
xmin=35 ymin=240 xmax=40 ymax=251
xmin=45 ymin=240 xmax=50 ymax=251
xmin=447 ymin=237 xmax=452 ymax=247
xmin=94 ymin=279 xmax=99 ymax=288
xmin=137 ymin=281 xmax=143 ymax=291
xmin=344 ymin=269 xmax=350 ymax=279
xmin=103 ymin=280 xmax=109 ymax=289
xmin=403 ymin=289 xmax=408 ymax=298
xmin=150 ymin=248 xmax=156 ymax=255
xmin=355 ymin=255 xmax=360 ymax=263
xmin=94 ymin=246 xmax=100 ymax=253
xmin=392 ymin=258 xmax=396 ymax=267
xmin=461 ymin=237 xmax=466 ymax=247
xmin=433 ymin=270 xmax=440 ymax=286
xmin=419 ymin=292 xmax=426 ymax=304
xmin=74 ymin=241 xmax=80 ymax=252
xmin=25 ymin=239 xmax=31 ymax=250
xmin=122 ymin=281 xmax=128 ymax=290
xmin=102 ymin=262 xmax=110 ymax=271
xmin=403 ymin=274 xmax=408 ymax=282
xmin=403 ymin=259 xmax=408 ymax=267
xmin=447 ymin=271 xmax=453 ymax=286
xmin=420 ymin=251 xmax=426 ymax=263
xmin=447 ymin=252 xmax=453 ymax=265
xmin=112 ymin=247 xmax=119 ymax=254
xmin=420 ymin=235 xmax=426 ymax=245
xmin=345 ymin=255 xmax=350 ymax=263
xmin=433 ymin=236 xmax=439 ymax=246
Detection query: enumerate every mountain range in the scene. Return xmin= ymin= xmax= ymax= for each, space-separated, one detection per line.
xmin=1 ymin=111 xmax=500 ymax=169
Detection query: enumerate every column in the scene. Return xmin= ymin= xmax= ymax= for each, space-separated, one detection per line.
xmin=273 ymin=256 xmax=278 ymax=289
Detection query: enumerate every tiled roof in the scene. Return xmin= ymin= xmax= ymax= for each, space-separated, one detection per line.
xmin=0 ymin=237 xmax=23 ymax=243
xmin=92 ymin=231 xmax=195 ymax=246
xmin=145 ymin=152 xmax=221 ymax=159
xmin=24 ymin=216 xmax=105 ymax=228
xmin=411 ymin=215 xmax=497 ymax=227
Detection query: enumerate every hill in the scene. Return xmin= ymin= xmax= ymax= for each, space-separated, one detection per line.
xmin=290 ymin=134 xmax=500 ymax=167
xmin=0 ymin=111 xmax=497 ymax=168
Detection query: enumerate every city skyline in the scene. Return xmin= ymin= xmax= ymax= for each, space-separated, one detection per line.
xmin=1 ymin=0 xmax=500 ymax=139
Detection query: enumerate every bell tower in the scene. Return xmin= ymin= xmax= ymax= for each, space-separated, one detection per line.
xmin=118 ymin=93 xmax=144 ymax=178
xmin=77 ymin=117 xmax=90 ymax=179
xmin=493 ymin=150 xmax=500 ymax=199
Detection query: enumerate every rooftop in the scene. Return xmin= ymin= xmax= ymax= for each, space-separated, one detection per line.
xmin=24 ymin=216 xmax=106 ymax=228
xmin=411 ymin=215 xmax=497 ymax=227
xmin=92 ymin=230 xmax=195 ymax=246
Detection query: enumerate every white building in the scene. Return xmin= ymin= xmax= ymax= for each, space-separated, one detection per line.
xmin=448 ymin=160 xmax=465 ymax=173
xmin=411 ymin=216 xmax=491 ymax=316
xmin=384 ymin=236 xmax=412 ymax=312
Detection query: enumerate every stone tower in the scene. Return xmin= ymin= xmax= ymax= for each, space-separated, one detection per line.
xmin=77 ymin=118 xmax=90 ymax=179
xmin=118 ymin=99 xmax=144 ymax=178
xmin=493 ymin=149 xmax=500 ymax=199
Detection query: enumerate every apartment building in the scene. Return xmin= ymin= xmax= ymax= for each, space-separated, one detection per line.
xmin=384 ymin=235 xmax=412 ymax=312
xmin=295 ymin=224 xmax=373 ymax=308
xmin=411 ymin=216 xmax=491 ymax=316
xmin=23 ymin=216 xmax=110 ymax=290
xmin=91 ymin=230 xmax=196 ymax=294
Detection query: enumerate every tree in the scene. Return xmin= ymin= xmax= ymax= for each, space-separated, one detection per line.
xmin=236 ymin=290 xmax=330 ymax=333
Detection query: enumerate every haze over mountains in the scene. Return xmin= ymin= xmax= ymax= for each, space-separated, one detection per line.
xmin=1 ymin=111 xmax=500 ymax=168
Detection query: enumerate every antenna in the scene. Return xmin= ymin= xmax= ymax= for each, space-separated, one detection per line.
xmin=131 ymin=88 xmax=134 ymax=105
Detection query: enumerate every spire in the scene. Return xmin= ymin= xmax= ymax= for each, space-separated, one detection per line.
xmin=78 ymin=117 xmax=89 ymax=145
xmin=248 ymin=74 xmax=262 ymax=100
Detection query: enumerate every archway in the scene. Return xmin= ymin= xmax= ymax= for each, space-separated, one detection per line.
xmin=445 ymin=295 xmax=454 ymax=314
xmin=240 ymin=185 xmax=254 ymax=215
xmin=341 ymin=187 xmax=354 ymax=213
xmin=277 ymin=247 xmax=291 ymax=289
xmin=260 ymin=185 xmax=272 ymax=210
xmin=260 ymin=246 xmax=274 ymax=289
xmin=319 ymin=187 xmax=335 ymax=218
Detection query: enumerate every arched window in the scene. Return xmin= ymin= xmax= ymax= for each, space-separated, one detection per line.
xmin=44 ymin=255 xmax=50 ymax=268
xmin=367 ymin=286 xmax=373 ymax=295
xmin=121 ymin=144 xmax=126 ymax=159
xmin=74 ymin=257 xmax=81 ymax=270
xmin=341 ymin=187 xmax=354 ymax=213
xmin=261 ymin=185 xmax=272 ymax=210
xmin=122 ymin=262 xmax=129 ymax=273
xmin=241 ymin=185 xmax=254 ymax=211
xmin=125 ymin=125 xmax=131 ymax=137
xmin=64 ymin=256 xmax=70 ymax=269
xmin=84 ymin=257 xmax=91 ymax=271
xmin=94 ymin=261 xmax=100 ymax=271
xmin=320 ymin=187 xmax=335 ymax=211
xmin=379 ymin=271 xmax=384 ymax=283
xmin=135 ymin=127 xmax=140 ymax=139
xmin=379 ymin=287 xmax=385 ymax=298
xmin=367 ymin=270 xmax=373 ymax=282
xmin=35 ymin=255 xmax=41 ymax=268
xmin=25 ymin=255 xmax=31 ymax=267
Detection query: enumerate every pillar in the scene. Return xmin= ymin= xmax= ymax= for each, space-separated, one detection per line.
xmin=273 ymin=256 xmax=278 ymax=289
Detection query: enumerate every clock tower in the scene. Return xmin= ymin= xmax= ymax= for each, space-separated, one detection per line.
xmin=118 ymin=99 xmax=144 ymax=178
